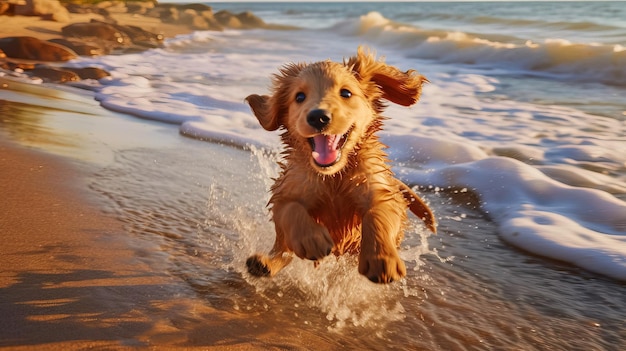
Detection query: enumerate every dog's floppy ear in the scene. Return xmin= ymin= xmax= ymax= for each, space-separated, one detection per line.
xmin=246 ymin=62 xmax=307 ymax=131
xmin=347 ymin=47 xmax=427 ymax=106
xmin=246 ymin=94 xmax=279 ymax=131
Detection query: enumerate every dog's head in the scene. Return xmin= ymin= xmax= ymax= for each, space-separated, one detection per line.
xmin=246 ymin=48 xmax=427 ymax=175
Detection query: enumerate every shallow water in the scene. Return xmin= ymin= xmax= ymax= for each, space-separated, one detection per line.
xmin=1 ymin=89 xmax=625 ymax=349
xmin=88 ymin=131 xmax=626 ymax=350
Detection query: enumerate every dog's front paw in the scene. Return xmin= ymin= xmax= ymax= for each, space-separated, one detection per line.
xmin=289 ymin=224 xmax=333 ymax=261
xmin=358 ymin=251 xmax=406 ymax=284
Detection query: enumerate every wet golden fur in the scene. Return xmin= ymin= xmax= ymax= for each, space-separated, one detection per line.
xmin=245 ymin=48 xmax=436 ymax=283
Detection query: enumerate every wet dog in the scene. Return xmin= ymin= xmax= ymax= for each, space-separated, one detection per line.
xmin=245 ymin=48 xmax=436 ymax=283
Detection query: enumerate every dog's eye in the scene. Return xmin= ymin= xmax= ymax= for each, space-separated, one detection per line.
xmin=340 ymin=89 xmax=352 ymax=99
xmin=295 ymin=92 xmax=306 ymax=103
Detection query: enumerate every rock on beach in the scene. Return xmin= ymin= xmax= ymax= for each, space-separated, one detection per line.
xmin=0 ymin=0 xmax=275 ymax=83
xmin=0 ymin=36 xmax=77 ymax=61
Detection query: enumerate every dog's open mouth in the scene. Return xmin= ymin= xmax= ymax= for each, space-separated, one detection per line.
xmin=308 ymin=127 xmax=352 ymax=167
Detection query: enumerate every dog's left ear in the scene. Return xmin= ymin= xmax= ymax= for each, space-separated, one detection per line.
xmin=347 ymin=47 xmax=427 ymax=106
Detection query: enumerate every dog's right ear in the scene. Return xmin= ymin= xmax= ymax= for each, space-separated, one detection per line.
xmin=246 ymin=94 xmax=279 ymax=131
xmin=246 ymin=63 xmax=306 ymax=132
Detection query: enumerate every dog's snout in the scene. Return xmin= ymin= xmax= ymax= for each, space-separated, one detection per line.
xmin=306 ymin=109 xmax=331 ymax=131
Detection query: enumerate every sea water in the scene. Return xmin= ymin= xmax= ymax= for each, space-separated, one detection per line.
xmin=2 ymin=1 xmax=625 ymax=349
xmin=67 ymin=1 xmax=626 ymax=279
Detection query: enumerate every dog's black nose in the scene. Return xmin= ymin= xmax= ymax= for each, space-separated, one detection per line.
xmin=307 ymin=109 xmax=331 ymax=131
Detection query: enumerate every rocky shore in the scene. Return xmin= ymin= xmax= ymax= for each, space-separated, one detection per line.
xmin=0 ymin=0 xmax=277 ymax=83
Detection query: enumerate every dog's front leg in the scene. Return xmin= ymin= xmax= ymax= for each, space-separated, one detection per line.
xmin=246 ymin=201 xmax=332 ymax=277
xmin=246 ymin=237 xmax=293 ymax=277
xmin=274 ymin=201 xmax=334 ymax=261
xmin=359 ymin=204 xmax=407 ymax=283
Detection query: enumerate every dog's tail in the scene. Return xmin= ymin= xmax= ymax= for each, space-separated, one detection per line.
xmin=398 ymin=180 xmax=437 ymax=234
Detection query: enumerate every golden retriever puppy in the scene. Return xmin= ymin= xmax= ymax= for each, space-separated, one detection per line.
xmin=245 ymin=48 xmax=436 ymax=283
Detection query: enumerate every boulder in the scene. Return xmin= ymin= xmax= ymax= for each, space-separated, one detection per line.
xmin=48 ymin=38 xmax=107 ymax=56
xmin=178 ymin=9 xmax=216 ymax=30
xmin=190 ymin=15 xmax=210 ymax=31
xmin=177 ymin=8 xmax=198 ymax=25
xmin=152 ymin=6 xmax=180 ymax=23
xmin=64 ymin=3 xmax=93 ymax=14
xmin=91 ymin=20 xmax=164 ymax=48
xmin=14 ymin=0 xmax=70 ymax=22
xmin=5 ymin=62 xmax=37 ymax=71
xmin=214 ymin=10 xmax=242 ymax=29
xmin=236 ymin=11 xmax=266 ymax=28
xmin=30 ymin=66 xmax=80 ymax=83
xmin=177 ymin=3 xmax=212 ymax=13
xmin=0 ymin=36 xmax=77 ymax=61
xmin=61 ymin=20 xmax=163 ymax=51
xmin=0 ymin=61 xmax=35 ymax=72
xmin=213 ymin=10 xmax=267 ymax=29
xmin=60 ymin=66 xmax=110 ymax=80
xmin=200 ymin=10 xmax=224 ymax=31
xmin=126 ymin=1 xmax=155 ymax=15
xmin=62 ymin=22 xmax=131 ymax=45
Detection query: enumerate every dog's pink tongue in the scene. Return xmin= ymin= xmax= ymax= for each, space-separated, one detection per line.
xmin=312 ymin=134 xmax=341 ymax=166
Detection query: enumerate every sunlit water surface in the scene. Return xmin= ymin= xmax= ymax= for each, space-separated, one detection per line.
xmin=84 ymin=131 xmax=625 ymax=350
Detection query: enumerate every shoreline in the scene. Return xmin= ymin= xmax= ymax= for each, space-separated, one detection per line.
xmin=0 ymin=139 xmax=173 ymax=348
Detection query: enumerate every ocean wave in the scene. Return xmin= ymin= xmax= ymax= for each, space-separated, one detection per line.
xmin=331 ymin=12 xmax=626 ymax=86
xmin=473 ymin=15 xmax=621 ymax=33
xmin=394 ymin=10 xmax=622 ymax=33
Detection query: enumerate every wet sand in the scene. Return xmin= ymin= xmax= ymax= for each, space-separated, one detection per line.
xmin=0 ymin=96 xmax=336 ymax=351
xmin=0 ymin=139 xmax=172 ymax=349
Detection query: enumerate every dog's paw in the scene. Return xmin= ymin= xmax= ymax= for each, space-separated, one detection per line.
xmin=358 ymin=251 xmax=406 ymax=284
xmin=246 ymin=254 xmax=271 ymax=277
xmin=289 ymin=225 xmax=333 ymax=261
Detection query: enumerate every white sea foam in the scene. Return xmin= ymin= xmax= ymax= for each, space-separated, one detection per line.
xmin=397 ymin=156 xmax=626 ymax=280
